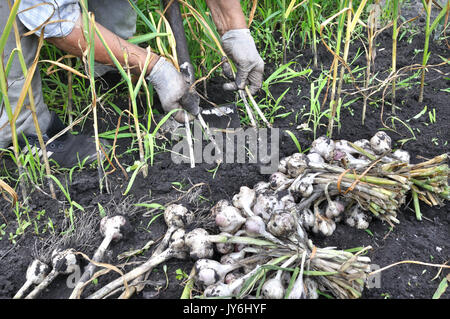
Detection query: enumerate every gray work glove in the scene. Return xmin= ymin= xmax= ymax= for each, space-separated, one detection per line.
xmin=221 ymin=29 xmax=264 ymax=95
xmin=147 ymin=57 xmax=200 ymax=123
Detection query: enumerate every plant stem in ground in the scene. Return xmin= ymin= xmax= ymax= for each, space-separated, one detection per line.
xmin=419 ymin=0 xmax=432 ymax=103
xmin=391 ymin=0 xmax=400 ymax=112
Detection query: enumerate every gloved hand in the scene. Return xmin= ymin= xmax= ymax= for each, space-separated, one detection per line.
xmin=147 ymin=57 xmax=200 ymax=123
xmin=221 ymin=29 xmax=264 ymax=95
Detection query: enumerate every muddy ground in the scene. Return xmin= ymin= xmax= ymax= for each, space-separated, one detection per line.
xmin=0 ymin=19 xmax=449 ymax=300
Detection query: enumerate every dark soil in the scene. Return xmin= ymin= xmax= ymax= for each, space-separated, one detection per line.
xmin=0 ymin=24 xmax=449 ymax=300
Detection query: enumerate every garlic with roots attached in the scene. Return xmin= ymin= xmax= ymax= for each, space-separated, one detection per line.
xmin=307 ymin=152 xmax=325 ymax=164
xmin=311 ymin=136 xmax=335 ymax=162
xmin=194 ymin=259 xmax=243 ymax=287
xmin=261 ymin=254 xmax=298 ymax=299
xmin=277 ymin=156 xmax=290 ymax=174
xmin=215 ymin=205 xmax=246 ymax=234
xmin=26 ymin=248 xmax=79 ymax=299
xmin=299 ymin=209 xmax=316 ymax=229
xmin=184 ymin=228 xmax=214 ymax=260
xmin=232 ymin=186 xmax=256 ymax=217
xmin=370 ymin=131 xmax=392 ymax=154
xmin=87 ymin=227 xmax=189 ymax=299
xmin=13 ymin=259 xmax=50 ymax=299
xmin=69 ymin=215 xmax=130 ymax=299
xmin=289 ymin=173 xmax=320 ymax=198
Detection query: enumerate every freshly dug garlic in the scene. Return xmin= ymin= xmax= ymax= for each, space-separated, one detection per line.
xmin=203 ymin=266 xmax=262 ymax=298
xmin=335 ymin=139 xmax=359 ymax=155
xmin=306 ymin=152 xmax=325 ymax=164
xmin=267 ymin=212 xmax=296 ymax=237
xmin=184 ymin=228 xmax=214 ymax=260
xmin=280 ymin=193 xmax=296 ymax=213
xmin=392 ymin=149 xmax=410 ymax=163
xmin=299 ymin=209 xmax=316 ymax=229
xmin=215 ymin=232 xmax=235 ymax=255
xmin=318 ymin=218 xmax=336 ymax=236
xmin=253 ymin=193 xmax=279 ymax=221
xmin=287 ymin=153 xmax=308 ymax=177
xmin=220 ymin=250 xmax=247 ymax=265
xmin=370 ymin=131 xmax=392 ymax=154
xmin=310 ymin=136 xmax=335 ymax=162
xmin=253 ymin=181 xmax=271 ymax=195
xmin=269 ymin=172 xmax=293 ymax=191
xmin=289 ymin=173 xmax=320 ymax=198
xmin=211 ymin=199 xmax=230 ymax=217
xmin=354 ymin=139 xmax=371 ymax=150
xmin=195 ymin=259 xmax=242 ymax=287
xmin=13 ymin=259 xmax=50 ymax=299
xmin=215 ymin=206 xmax=246 ymax=234
xmin=324 ymin=184 xmax=345 ymax=219
xmin=345 ymin=206 xmax=371 ymax=229
xmin=164 ymin=204 xmax=194 ymax=229
xmin=232 ymin=186 xmax=256 ymax=217
xmin=261 ymin=254 xmax=298 ymax=299
xmin=170 ymin=228 xmax=189 ymax=259
xmin=244 ymin=215 xmax=285 ymax=245
xmin=277 ymin=156 xmax=290 ymax=174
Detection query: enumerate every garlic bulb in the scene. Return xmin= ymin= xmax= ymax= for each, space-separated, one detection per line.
xmin=195 ymin=259 xmax=242 ymax=287
xmin=215 ymin=232 xmax=235 ymax=255
xmin=289 ymin=173 xmax=320 ymax=198
xmin=311 ymin=136 xmax=335 ymax=162
xmin=299 ymin=209 xmax=315 ymax=229
xmin=232 ymin=186 xmax=256 ymax=217
xmin=287 ymin=153 xmax=308 ymax=177
xmin=354 ymin=139 xmax=371 ymax=150
xmin=253 ymin=181 xmax=271 ymax=195
xmin=51 ymin=248 xmax=79 ymax=275
xmin=392 ymin=149 xmax=410 ymax=163
xmin=184 ymin=228 xmax=214 ymax=260
xmin=345 ymin=206 xmax=371 ymax=229
xmin=215 ymin=205 xmax=246 ymax=234
xmin=210 ymin=199 xmax=230 ymax=217
xmin=277 ymin=156 xmax=290 ymax=174
xmin=170 ymin=228 xmax=188 ymax=259
xmin=100 ymin=215 xmax=129 ymax=241
xmin=253 ymin=193 xmax=279 ymax=221
xmin=306 ymin=152 xmax=325 ymax=164
xmin=370 ymin=131 xmax=392 ymax=154
xmin=267 ymin=212 xmax=296 ymax=237
xmin=324 ymin=184 xmax=345 ymax=219
xmin=13 ymin=259 xmax=50 ymax=299
xmin=244 ymin=215 xmax=284 ymax=245
xmin=220 ymin=250 xmax=246 ymax=265
xmin=269 ymin=172 xmax=293 ymax=191
xmin=164 ymin=204 xmax=194 ymax=229
xmin=318 ymin=218 xmax=336 ymax=236
xmin=261 ymin=277 xmax=285 ymax=299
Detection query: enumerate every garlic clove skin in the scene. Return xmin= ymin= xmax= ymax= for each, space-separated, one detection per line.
xmin=204 ymin=282 xmax=233 ymax=298
xmin=267 ymin=213 xmax=295 ymax=237
xmin=164 ymin=204 xmax=194 ymax=229
xmin=170 ymin=228 xmax=187 ymax=251
xmin=253 ymin=194 xmax=279 ymax=221
xmin=100 ymin=215 xmax=129 ymax=241
xmin=392 ymin=149 xmax=410 ymax=163
xmin=244 ymin=215 xmax=267 ymax=238
xmin=215 ymin=233 xmax=234 ymax=255
xmin=306 ymin=152 xmax=325 ymax=164
xmin=354 ymin=139 xmax=371 ymax=150
xmin=253 ymin=181 xmax=271 ymax=195
xmin=184 ymin=228 xmax=214 ymax=260
xmin=211 ymin=200 xmax=230 ymax=217
xmin=299 ymin=209 xmax=316 ymax=229
xmin=277 ymin=156 xmax=290 ymax=174
xmin=51 ymin=248 xmax=79 ymax=275
xmin=215 ymin=206 xmax=246 ymax=234
xmin=305 ymin=278 xmax=319 ymax=299
xmin=287 ymin=153 xmax=308 ymax=177
xmin=311 ymin=136 xmax=335 ymax=162
xmin=232 ymin=186 xmax=256 ymax=217
xmin=269 ymin=172 xmax=292 ymax=190
xmin=27 ymin=259 xmax=50 ymax=285
xmin=325 ymin=200 xmax=345 ymax=219
xmin=220 ymin=250 xmax=246 ymax=265
xmin=370 ymin=131 xmax=392 ymax=155
xmin=261 ymin=278 xmax=285 ymax=299
xmin=194 ymin=259 xmax=240 ymax=287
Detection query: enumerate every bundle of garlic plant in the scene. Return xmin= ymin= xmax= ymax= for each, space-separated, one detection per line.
xmin=273 ymin=132 xmax=449 ymax=232
xmin=188 ymin=188 xmax=373 ymax=300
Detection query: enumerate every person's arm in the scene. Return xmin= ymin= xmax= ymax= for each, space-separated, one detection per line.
xmin=205 ymin=0 xmax=264 ymax=95
xmin=205 ymin=0 xmax=247 ymax=36
xmin=47 ymin=15 xmax=159 ymax=76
